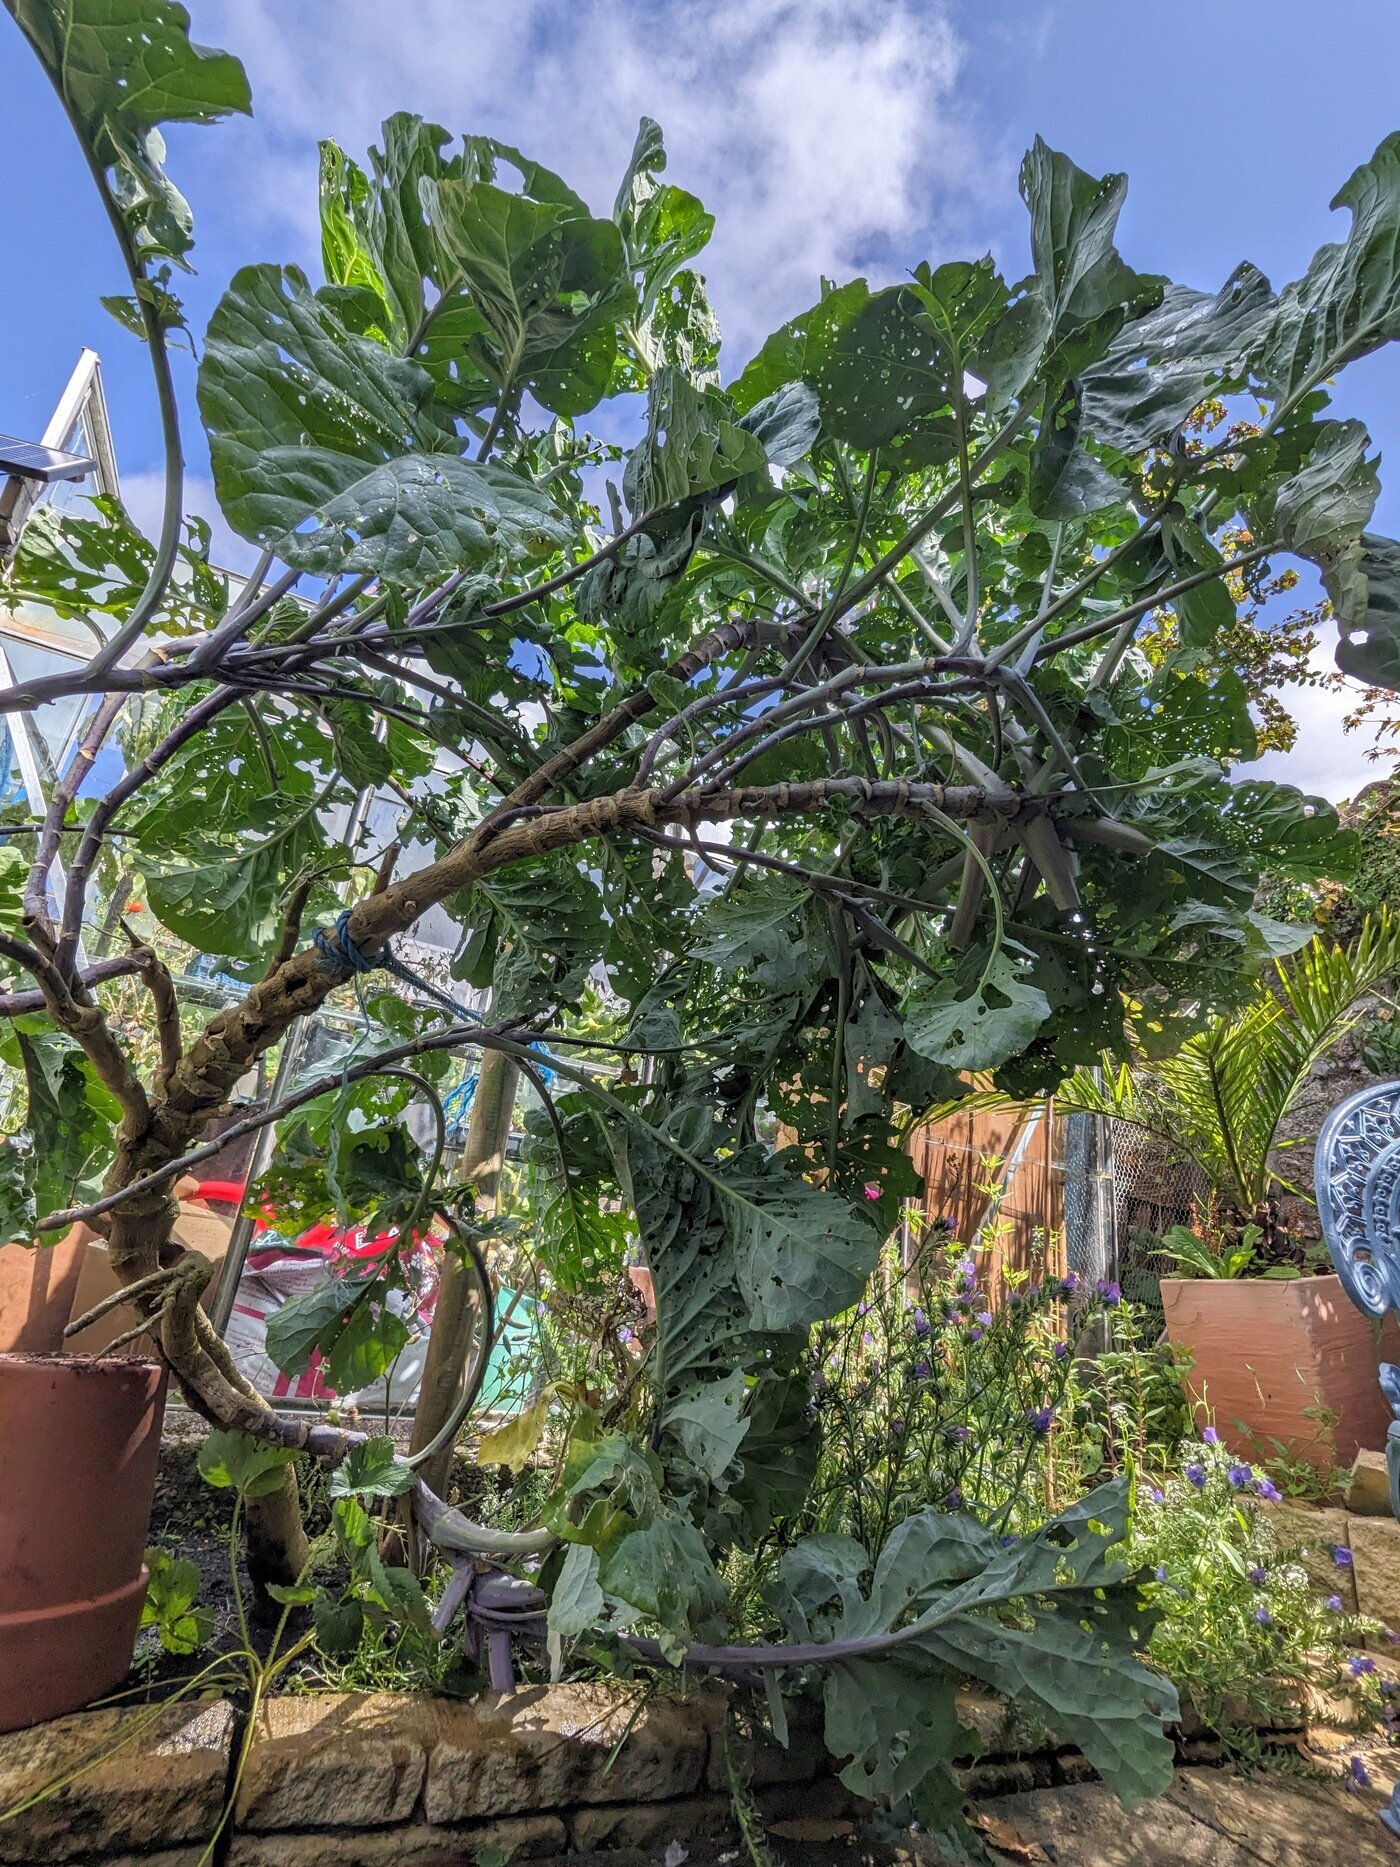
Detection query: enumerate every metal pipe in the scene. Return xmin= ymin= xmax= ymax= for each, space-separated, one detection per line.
xmin=205 ymin=1015 xmax=310 ymax=1334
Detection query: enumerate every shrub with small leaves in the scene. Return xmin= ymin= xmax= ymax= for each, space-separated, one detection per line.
xmin=1133 ymin=1435 xmax=1387 ymax=1734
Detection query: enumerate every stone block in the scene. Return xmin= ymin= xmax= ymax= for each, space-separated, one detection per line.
xmin=1260 ymin=1500 xmax=1358 ymax=1609
xmin=700 ymin=1689 xmax=825 ymax=1790
xmin=1346 ymin=1512 xmax=1400 ymax=1628
xmin=568 ymin=1778 xmax=853 ymax=1854
xmin=0 ymin=1699 xmax=233 ymax=1864
xmin=1347 ymin=1448 xmax=1394 ymax=1517
xmin=960 ymin=1757 xmax=1043 ymax=1798
xmin=228 ymin=1814 xmax=566 ymax=1867
xmin=424 ymin=1684 xmax=708 ymax=1823
xmin=235 ymin=1693 xmax=427 ymax=1830
xmin=104 ymin=1854 xmax=210 ymax=1867
xmin=956 ymin=1687 xmax=1055 ymax=1759
xmin=568 ymin=1792 xmax=737 ymax=1853
xmin=979 ymin=1765 xmax=1392 ymax=1866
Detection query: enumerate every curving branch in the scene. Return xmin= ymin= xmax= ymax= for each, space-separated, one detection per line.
xmin=0 ymin=952 xmax=143 ymax=1018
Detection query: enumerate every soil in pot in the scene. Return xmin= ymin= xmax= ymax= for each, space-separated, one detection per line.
xmin=0 ymin=1353 xmax=168 ymax=1733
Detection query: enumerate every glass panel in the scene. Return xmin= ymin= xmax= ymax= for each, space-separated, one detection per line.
xmin=0 ymin=715 xmax=28 ymax=819
xmin=0 ymin=636 xmax=94 ymax=783
xmin=36 ymin=413 xmax=98 ymax=520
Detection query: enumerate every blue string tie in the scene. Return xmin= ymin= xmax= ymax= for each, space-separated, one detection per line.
xmin=312 ymin=908 xmax=376 ymax=980
xmin=312 ymin=908 xmax=484 ymax=1026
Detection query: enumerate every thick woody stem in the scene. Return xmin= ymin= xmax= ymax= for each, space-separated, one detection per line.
xmin=124 ymin=932 xmax=183 ymax=1092
xmin=146 ymin=772 xmax=1013 ymax=1156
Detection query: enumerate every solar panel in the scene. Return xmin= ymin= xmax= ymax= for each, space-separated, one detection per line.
xmin=0 ymin=435 xmax=98 ymax=484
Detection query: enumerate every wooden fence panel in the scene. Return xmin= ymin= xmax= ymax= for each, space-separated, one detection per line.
xmin=910 ymin=1102 xmax=1066 ymax=1299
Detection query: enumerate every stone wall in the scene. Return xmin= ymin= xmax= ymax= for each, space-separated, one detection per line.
xmin=0 ymin=1679 xmax=1175 ymax=1867
xmin=6 ymin=1616 xmax=1394 ymax=1867
xmin=0 ymin=1684 xmax=852 ymax=1867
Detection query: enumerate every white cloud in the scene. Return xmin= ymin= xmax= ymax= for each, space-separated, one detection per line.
xmin=1248 ymin=645 xmax=1386 ymax=804
xmin=198 ymin=0 xmax=989 ymax=359
xmin=119 ymin=466 xmax=260 ymax=576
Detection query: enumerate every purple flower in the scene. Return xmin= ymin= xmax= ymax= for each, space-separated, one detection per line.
xmin=1202 ymin=1426 xmax=1221 ymax=1446
xmin=1349 ymin=1755 xmax=1372 ymax=1789
xmin=1386 ymin=1626 xmax=1400 ymax=1644
xmin=1249 ymin=1566 xmax=1267 ymax=1586
xmin=913 ymin=1359 xmax=932 ymax=1381
xmin=1255 ymin=1478 xmax=1281 ymax=1502
xmin=945 ymin=1486 xmax=963 ymax=1511
xmin=1333 ymin=1545 xmax=1354 ymax=1569
xmin=1184 ymin=1463 xmax=1207 ymax=1489
xmin=1095 ymin=1278 xmax=1121 ymax=1306
xmin=1053 ymin=1340 xmax=1070 ymax=1361
xmin=1227 ymin=1463 xmax=1253 ymax=1490
xmin=857 ymin=1302 xmax=870 ymax=1318
xmin=1154 ymin=1564 xmax=1168 ymax=1582
xmin=891 ymin=1417 xmax=905 ymax=1436
xmin=1149 ymin=1487 xmax=1166 ymax=1504
xmin=1327 ymin=1595 xmax=1345 ymax=1612
xmin=968 ymin=1325 xmax=984 ymax=1343
xmin=1060 ymin=1272 xmax=1080 ymax=1295
xmin=976 ymin=1310 xmax=993 ymax=1327
xmin=949 ymin=1424 xmax=972 ymax=1445
xmin=1382 ymin=1680 xmax=1398 ymax=1699
xmin=862 ymin=1330 xmax=874 ymax=1347
xmin=912 ymin=1307 xmax=931 ymax=1340
xmin=1254 ymin=1605 xmax=1273 ymax=1627
xmin=1349 ymin=1654 xmax=1377 ymax=1678
xmin=1028 ymin=1406 xmax=1054 ymax=1435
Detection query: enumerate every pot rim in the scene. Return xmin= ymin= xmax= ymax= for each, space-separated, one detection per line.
xmin=1158 ymin=1271 xmax=1342 ymax=1288
xmin=0 ymin=1349 xmax=166 ymax=1372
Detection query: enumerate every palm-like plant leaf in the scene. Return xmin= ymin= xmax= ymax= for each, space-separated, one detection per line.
xmin=973 ymin=913 xmax=1400 ymax=1213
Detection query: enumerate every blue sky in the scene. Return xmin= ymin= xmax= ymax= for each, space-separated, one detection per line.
xmin=3 ymin=0 xmax=1400 ymax=798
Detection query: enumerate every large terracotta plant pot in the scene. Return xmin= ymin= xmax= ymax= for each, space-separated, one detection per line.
xmin=1161 ymin=1273 xmax=1400 ymax=1477
xmin=0 ymin=1225 xmax=92 ymax=1354
xmin=0 ymin=1354 xmax=168 ymax=1733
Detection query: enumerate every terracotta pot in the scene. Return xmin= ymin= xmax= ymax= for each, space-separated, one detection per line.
xmin=0 ymin=1225 xmax=93 ymax=1354
xmin=1161 ymin=1273 xmax=1400 ymax=1476
xmin=0 ymin=1354 xmax=168 ymax=1733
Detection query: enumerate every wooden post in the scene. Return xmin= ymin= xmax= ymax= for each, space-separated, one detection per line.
xmin=408 ymin=1045 xmax=520 ymax=1502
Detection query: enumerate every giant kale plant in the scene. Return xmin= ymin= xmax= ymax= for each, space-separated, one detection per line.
xmin=4 ymin=0 xmax=1400 ymax=1842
